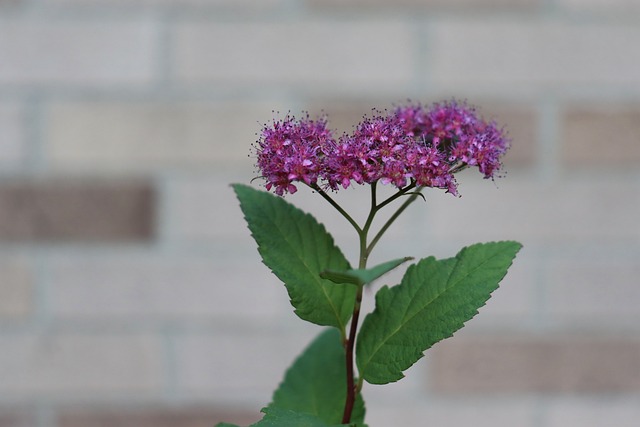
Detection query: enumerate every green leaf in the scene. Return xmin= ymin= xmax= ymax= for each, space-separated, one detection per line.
xmin=356 ymin=241 xmax=522 ymax=384
xmin=233 ymin=184 xmax=356 ymax=331
xmin=320 ymin=257 xmax=414 ymax=287
xmin=215 ymin=424 xmax=241 ymax=427
xmin=270 ymin=329 xmax=365 ymax=425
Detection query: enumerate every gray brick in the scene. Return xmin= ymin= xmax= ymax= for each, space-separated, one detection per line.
xmin=430 ymin=20 xmax=640 ymax=95
xmin=431 ymin=336 xmax=640 ymax=393
xmin=0 ymin=180 xmax=155 ymax=242
xmin=0 ymin=20 xmax=156 ymax=86
xmin=0 ymin=257 xmax=32 ymax=320
xmin=0 ymin=333 xmax=164 ymax=396
xmin=171 ymin=21 xmax=413 ymax=92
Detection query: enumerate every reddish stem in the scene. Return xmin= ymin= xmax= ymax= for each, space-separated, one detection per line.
xmin=341 ymin=287 xmax=363 ymax=424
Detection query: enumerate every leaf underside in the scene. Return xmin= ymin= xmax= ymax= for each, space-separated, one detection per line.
xmin=233 ymin=184 xmax=356 ymax=331
xmin=356 ymin=241 xmax=522 ymax=384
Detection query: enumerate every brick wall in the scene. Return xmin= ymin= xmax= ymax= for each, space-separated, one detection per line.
xmin=1 ymin=1 xmax=639 ymax=426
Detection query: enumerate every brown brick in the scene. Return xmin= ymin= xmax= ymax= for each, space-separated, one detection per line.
xmin=0 ymin=409 xmax=35 ymax=427
xmin=0 ymin=180 xmax=155 ymax=242
xmin=305 ymin=99 xmax=392 ymax=135
xmin=305 ymin=100 xmax=537 ymax=168
xmin=431 ymin=336 xmax=640 ymax=393
xmin=561 ymin=105 xmax=640 ymax=167
xmin=307 ymin=0 xmax=540 ymax=12
xmin=58 ymin=407 xmax=260 ymax=427
xmin=0 ymin=257 xmax=32 ymax=319
xmin=480 ymin=104 xmax=537 ymax=168
xmin=0 ymin=0 xmax=23 ymax=8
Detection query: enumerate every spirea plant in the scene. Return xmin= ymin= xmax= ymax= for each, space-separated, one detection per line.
xmin=219 ymin=100 xmax=522 ymax=427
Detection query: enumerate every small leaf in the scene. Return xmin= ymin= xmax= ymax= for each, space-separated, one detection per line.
xmin=270 ymin=329 xmax=365 ymax=425
xmin=233 ymin=184 xmax=356 ymax=331
xmin=356 ymin=241 xmax=522 ymax=384
xmin=321 ymin=257 xmax=413 ymax=287
xmin=215 ymin=424 xmax=241 ymax=427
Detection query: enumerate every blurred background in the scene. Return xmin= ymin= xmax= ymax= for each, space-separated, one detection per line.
xmin=1 ymin=0 xmax=639 ymax=426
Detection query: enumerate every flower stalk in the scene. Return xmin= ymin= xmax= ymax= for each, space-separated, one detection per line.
xmin=247 ymin=99 xmax=514 ymax=426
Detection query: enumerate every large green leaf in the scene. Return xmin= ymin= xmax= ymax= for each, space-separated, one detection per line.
xmin=233 ymin=184 xmax=355 ymax=331
xmin=270 ymin=329 xmax=365 ymax=425
xmin=356 ymin=241 xmax=522 ymax=384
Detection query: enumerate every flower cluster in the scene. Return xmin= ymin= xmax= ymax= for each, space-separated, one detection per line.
xmin=254 ymin=100 xmax=510 ymax=196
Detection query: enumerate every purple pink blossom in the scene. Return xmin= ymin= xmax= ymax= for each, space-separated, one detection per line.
xmin=254 ymin=100 xmax=510 ymax=196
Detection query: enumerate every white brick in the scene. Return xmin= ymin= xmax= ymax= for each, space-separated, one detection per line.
xmin=0 ymin=333 xmax=164 ymax=396
xmin=546 ymin=397 xmax=640 ymax=427
xmin=48 ymin=251 xmax=283 ymax=322
xmin=172 ymin=21 xmax=413 ymax=92
xmin=366 ymin=398 xmax=536 ymax=427
xmin=423 ymin=174 xmax=640 ymax=244
xmin=0 ymin=103 xmax=26 ymax=168
xmin=0 ymin=20 xmax=156 ymax=86
xmin=309 ymin=0 xmax=539 ymax=10
xmin=165 ymin=175 xmax=413 ymax=253
xmin=463 ymin=255 xmax=537 ymax=328
xmin=47 ymin=101 xmax=285 ymax=171
xmin=547 ymin=256 xmax=640 ymax=326
xmin=41 ymin=0 xmax=285 ymax=10
xmin=559 ymin=0 xmax=640 ymax=15
xmin=430 ymin=20 xmax=640 ymax=95
xmin=165 ymin=174 xmax=255 ymax=243
xmin=0 ymin=257 xmax=32 ymax=319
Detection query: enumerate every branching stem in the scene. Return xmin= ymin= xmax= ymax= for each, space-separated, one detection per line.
xmin=315 ymin=182 xmax=425 ymax=424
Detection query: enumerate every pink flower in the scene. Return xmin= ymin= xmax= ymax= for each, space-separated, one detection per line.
xmin=254 ymin=100 xmax=510 ymax=196
xmin=255 ymin=114 xmax=333 ymax=196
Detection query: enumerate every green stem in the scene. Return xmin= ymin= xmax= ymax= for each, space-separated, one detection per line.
xmin=342 ymin=184 xmax=377 ymax=424
xmin=315 ymin=182 xmax=425 ymax=424
xmin=367 ymin=186 xmax=424 ymax=257
xmin=311 ymin=184 xmax=362 ymax=234
xmin=341 ymin=283 xmax=362 ymax=424
xmin=375 ymin=182 xmax=416 ymax=211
